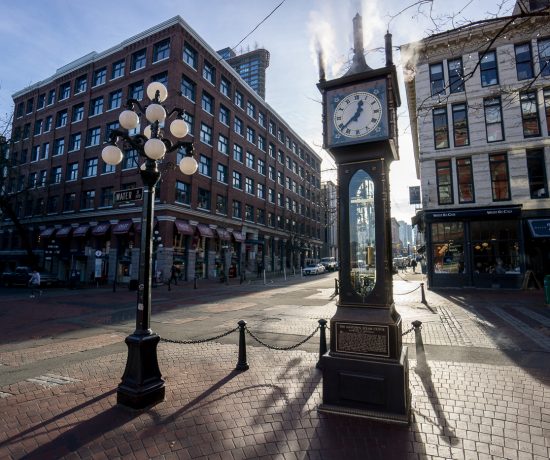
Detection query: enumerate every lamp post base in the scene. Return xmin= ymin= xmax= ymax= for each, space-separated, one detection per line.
xmin=117 ymin=332 xmax=165 ymax=409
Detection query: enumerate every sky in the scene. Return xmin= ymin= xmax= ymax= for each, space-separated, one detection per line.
xmin=0 ymin=0 xmax=514 ymax=223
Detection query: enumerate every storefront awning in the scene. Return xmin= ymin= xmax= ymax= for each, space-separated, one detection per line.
xmin=231 ymin=231 xmax=245 ymax=242
xmin=92 ymin=223 xmax=110 ymax=236
xmin=112 ymin=221 xmax=133 ymax=235
xmin=175 ymin=220 xmax=195 ymax=235
xmin=73 ymin=225 xmax=90 ymax=238
xmin=196 ymin=224 xmax=214 ymax=238
xmin=215 ymin=228 xmax=231 ymax=240
xmin=55 ymin=226 xmax=73 ymax=238
xmin=39 ymin=227 xmax=56 ymax=238
xmin=527 ymin=219 xmax=550 ymax=238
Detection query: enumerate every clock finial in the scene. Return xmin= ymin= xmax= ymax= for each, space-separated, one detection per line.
xmin=344 ymin=13 xmax=372 ymax=76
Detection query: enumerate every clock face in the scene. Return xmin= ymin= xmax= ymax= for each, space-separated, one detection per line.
xmin=333 ymin=92 xmax=382 ymax=138
xmin=325 ymin=79 xmax=388 ymax=148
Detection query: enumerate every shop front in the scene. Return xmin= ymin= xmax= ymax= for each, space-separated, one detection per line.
xmin=173 ymin=220 xmax=194 ymax=281
xmin=424 ymin=206 xmax=524 ymax=289
xmin=523 ymin=214 xmax=550 ymax=286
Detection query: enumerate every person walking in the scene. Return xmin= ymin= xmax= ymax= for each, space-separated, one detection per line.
xmin=411 ymin=258 xmax=418 ymax=273
xmin=29 ymin=269 xmax=41 ymax=298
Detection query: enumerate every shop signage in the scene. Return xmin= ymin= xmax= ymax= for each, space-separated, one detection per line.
xmin=426 ymin=206 xmax=521 ymax=221
xmin=528 ymin=219 xmax=550 ymax=238
xmin=409 ymin=186 xmax=421 ymax=205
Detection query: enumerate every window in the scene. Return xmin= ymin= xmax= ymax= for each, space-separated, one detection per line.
xmin=86 ymin=127 xmax=101 ymax=146
xmin=100 ymin=187 xmax=114 ymax=207
xmin=246 ymin=101 xmax=255 ymax=118
xmin=183 ymin=112 xmax=194 ymax=136
xmin=526 ymin=149 xmax=549 ymax=198
xmin=23 ymin=124 xmax=30 ymax=139
xmin=278 ymin=150 xmax=284 ymax=164
xmin=218 ymin=134 xmax=229 ymax=154
xmin=480 ymin=51 xmax=499 ymax=86
xmin=515 ymin=43 xmax=534 ymax=80
xmin=200 ymin=123 xmax=212 ymax=145
xmin=246 ymin=151 xmax=255 ymax=169
xmin=269 ymin=121 xmax=276 ymax=136
xmin=102 ymin=161 xmax=115 ymax=174
xmin=447 ymin=58 xmax=464 ymax=93
xmin=75 ymin=74 xmax=87 ymax=94
xmin=429 ymin=62 xmax=445 ymax=96
xmin=233 ymin=144 xmax=243 ymax=162
xmin=175 ymin=181 xmax=191 ymax=204
xmin=436 ymin=159 xmax=453 ymax=205
xmin=181 ymin=76 xmax=196 ymax=102
xmin=56 ymin=110 xmax=68 ymax=128
xmin=203 ymin=60 xmax=216 ymax=84
xmin=489 ymin=153 xmax=510 ymax=201
xmin=277 ymin=171 xmax=284 ymax=186
xmin=41 ymin=143 xmax=49 ymax=160
xmin=471 ymin=220 xmax=520 ymax=275
xmin=59 ymin=82 xmax=71 ymax=100
xmin=28 ymin=172 xmax=37 ymax=188
xmin=456 ymin=157 xmax=474 ymax=203
xmin=433 ymin=107 xmax=449 ymax=149
xmin=233 ymin=170 xmax=242 ymax=189
xmin=484 ymin=97 xmax=504 ymax=142
xmin=84 ymin=158 xmax=98 ymax=177
xmin=151 ymin=71 xmax=168 ymax=88
xmin=33 ymin=119 xmax=42 ymax=136
xmin=538 ymin=38 xmax=550 ymax=77
xmin=220 ymin=77 xmax=231 ymax=97
xmin=234 ymin=116 xmax=243 ymax=135
xmin=47 ymin=89 xmax=56 ymax=105
xmin=90 ymin=97 xmax=104 ymax=116
xmin=232 ymin=200 xmax=242 ymax=218
xmin=129 ymin=81 xmax=144 ymax=100
xmin=268 ymin=188 xmax=275 ymax=203
xmin=452 ymin=103 xmax=469 ymax=147
xmin=47 ymin=196 xmax=59 ymax=214
xmin=105 ymin=122 xmax=119 ymax=142
xmin=245 ymin=177 xmax=254 ymax=194
xmin=268 ymin=143 xmax=275 ymax=158
xmin=257 ymin=135 xmax=265 ymax=151
xmin=246 ymin=127 xmax=255 ymax=144
xmin=63 ymin=193 xmax=76 ymax=212
xmin=25 ymin=98 xmax=34 ymax=115
xmin=258 ymin=112 xmax=266 ymax=127
xmin=111 ymin=59 xmax=125 ymax=79
xmin=197 ymin=188 xmax=211 ymax=210
xmin=122 ymin=149 xmax=138 ymax=169
xmin=131 ymin=48 xmax=146 ymax=71
xmin=216 ymin=194 xmax=227 ymax=214
xmin=235 ymin=90 xmax=244 ymax=108
xmin=16 ymin=102 xmax=24 ymax=117
xmin=245 ymin=204 xmax=254 ymax=222
xmin=81 ymin=190 xmax=95 ymax=209
xmin=545 ymin=88 xmax=550 ymax=133
xmin=257 ymin=209 xmax=265 ymax=225
xmin=69 ymin=132 xmax=82 ymax=151
xmin=219 ymin=105 xmax=230 ymax=125
xmin=54 ymin=138 xmax=65 ymax=156
xmin=257 ymin=183 xmax=266 ymax=199
xmin=108 ymin=90 xmax=122 ymax=111
xmin=198 ymin=154 xmax=211 ymax=176
xmin=268 ymin=165 xmax=275 ymax=181
xmin=42 ymin=116 xmax=51 ymax=133
xmin=72 ymin=103 xmax=84 ymax=122
xmin=153 ymin=38 xmax=170 ymax=62
xmin=431 ymin=222 xmax=464 ymax=274
xmin=93 ymin=67 xmax=106 ymax=87
xmin=183 ymin=43 xmax=198 ymax=69
xmin=520 ymin=91 xmax=541 ymax=137
xmin=257 ymin=158 xmax=265 ymax=175
xmin=50 ymin=166 xmax=62 ymax=184
xmin=201 ymin=92 xmax=214 ymax=114
xmin=37 ymin=94 xmax=45 ymax=109
xmin=216 ymin=163 xmax=228 ymax=183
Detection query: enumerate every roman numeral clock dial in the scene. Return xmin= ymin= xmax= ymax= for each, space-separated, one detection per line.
xmin=334 ymin=91 xmax=382 ymax=138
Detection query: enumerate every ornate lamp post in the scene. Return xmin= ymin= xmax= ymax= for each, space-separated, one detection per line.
xmin=102 ymin=81 xmax=197 ymax=409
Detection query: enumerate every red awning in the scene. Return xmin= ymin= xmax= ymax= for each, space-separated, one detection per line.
xmin=92 ymin=223 xmax=110 ymax=236
xmin=73 ymin=225 xmax=90 ymax=238
xmin=231 ymin=231 xmax=245 ymax=242
xmin=196 ymin=224 xmax=214 ymax=238
xmin=112 ymin=221 xmax=133 ymax=235
xmin=55 ymin=226 xmax=73 ymax=238
xmin=39 ymin=227 xmax=56 ymax=238
xmin=215 ymin=228 xmax=231 ymax=240
xmin=175 ymin=220 xmax=195 ymax=235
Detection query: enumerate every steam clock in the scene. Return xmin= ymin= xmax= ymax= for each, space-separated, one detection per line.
xmin=317 ymin=14 xmax=410 ymax=423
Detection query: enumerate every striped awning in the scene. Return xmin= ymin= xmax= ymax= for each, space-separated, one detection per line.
xmin=112 ymin=221 xmax=133 ymax=235
xmin=92 ymin=223 xmax=110 ymax=236
xmin=175 ymin=220 xmax=195 ymax=235
xmin=196 ymin=224 xmax=214 ymax=238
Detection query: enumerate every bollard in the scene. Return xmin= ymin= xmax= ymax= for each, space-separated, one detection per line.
xmin=334 ymin=278 xmax=339 ymax=295
xmin=236 ymin=320 xmax=249 ymax=371
xmin=316 ymin=319 xmax=328 ymax=369
xmin=420 ymin=282 xmax=427 ymax=305
xmin=194 ymin=276 xmax=198 ymax=290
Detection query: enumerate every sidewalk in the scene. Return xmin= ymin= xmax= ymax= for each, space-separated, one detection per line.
xmin=0 ymin=277 xmax=549 ymax=459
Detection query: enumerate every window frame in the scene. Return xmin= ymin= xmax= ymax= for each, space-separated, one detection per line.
xmin=520 ymin=90 xmax=541 ymax=138
xmin=514 ymin=42 xmax=534 ymax=80
xmin=484 ymin=97 xmax=504 ymax=142
xmin=433 ymin=106 xmax=449 ymax=149
xmin=447 ymin=58 xmax=464 ymax=94
xmin=480 ymin=50 xmax=499 ymax=87
xmin=452 ymin=103 xmax=470 ymax=147
xmin=489 ymin=153 xmax=511 ymax=201
xmin=436 ymin=159 xmax=454 ymax=205
xmin=429 ymin=62 xmax=445 ymax=96
xmin=456 ymin=157 xmax=475 ymax=204
xmin=526 ymin=149 xmax=549 ymax=199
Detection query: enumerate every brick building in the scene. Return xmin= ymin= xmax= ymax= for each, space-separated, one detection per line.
xmin=2 ymin=16 xmax=322 ymax=285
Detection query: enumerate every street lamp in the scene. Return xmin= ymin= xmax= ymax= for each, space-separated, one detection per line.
xmin=102 ymin=81 xmax=197 ymax=409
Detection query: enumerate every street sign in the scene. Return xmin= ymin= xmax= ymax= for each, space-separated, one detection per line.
xmin=409 ymin=186 xmax=421 ymax=205
xmin=115 ymin=188 xmax=143 ymax=202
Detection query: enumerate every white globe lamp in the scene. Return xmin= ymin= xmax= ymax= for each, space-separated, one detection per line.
xmin=170 ymin=119 xmax=189 ymax=138
xmin=101 ymin=145 xmax=123 ymax=165
xmin=144 ymin=138 xmax=166 ymax=160
xmin=119 ymin=110 xmax=139 ymax=130
xmin=146 ymin=82 xmax=168 ymax=102
xmin=146 ymin=104 xmax=166 ymax=123
xmin=179 ymin=156 xmax=198 ymax=175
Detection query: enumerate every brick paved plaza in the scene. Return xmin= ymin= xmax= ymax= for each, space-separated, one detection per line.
xmin=0 ymin=272 xmax=549 ymax=459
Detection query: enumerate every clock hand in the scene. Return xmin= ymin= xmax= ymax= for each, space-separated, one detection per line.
xmin=342 ymin=100 xmax=364 ymax=129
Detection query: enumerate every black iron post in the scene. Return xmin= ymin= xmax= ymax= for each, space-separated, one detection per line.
xmin=236 ymin=320 xmax=249 ymax=371
xmin=420 ymin=282 xmax=427 ymax=305
xmin=317 ymin=319 xmax=327 ymax=369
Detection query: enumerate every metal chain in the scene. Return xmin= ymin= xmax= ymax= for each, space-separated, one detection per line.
xmin=394 ymin=285 xmax=421 ymax=296
xmin=245 ymin=325 xmax=320 ymax=351
xmin=161 ymin=326 xmax=239 ymax=345
xmin=401 ymin=324 xmax=418 ymax=336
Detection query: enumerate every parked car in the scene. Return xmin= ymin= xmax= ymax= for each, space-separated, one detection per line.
xmin=1 ymin=266 xmax=61 ymax=287
xmin=302 ymin=263 xmax=324 ymax=276
xmin=320 ymin=257 xmax=338 ymax=272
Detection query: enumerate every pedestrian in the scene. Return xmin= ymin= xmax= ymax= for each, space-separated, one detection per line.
xmin=169 ymin=264 xmax=178 ymax=286
xmin=411 ymin=258 xmax=417 ymax=273
xmin=29 ymin=269 xmax=41 ymax=298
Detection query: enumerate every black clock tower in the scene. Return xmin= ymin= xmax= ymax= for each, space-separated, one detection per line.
xmin=317 ymin=14 xmax=410 ymax=423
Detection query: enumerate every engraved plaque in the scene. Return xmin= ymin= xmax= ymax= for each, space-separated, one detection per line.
xmin=335 ymin=322 xmax=389 ymax=357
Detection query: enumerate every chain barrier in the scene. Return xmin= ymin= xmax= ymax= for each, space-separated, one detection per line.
xmin=245 ymin=325 xmax=320 ymax=351
xmin=401 ymin=325 xmax=416 ymax=336
xmin=161 ymin=326 xmax=239 ymax=345
xmin=394 ymin=285 xmax=421 ymax=296
xmin=402 ymin=320 xmax=422 ymax=337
